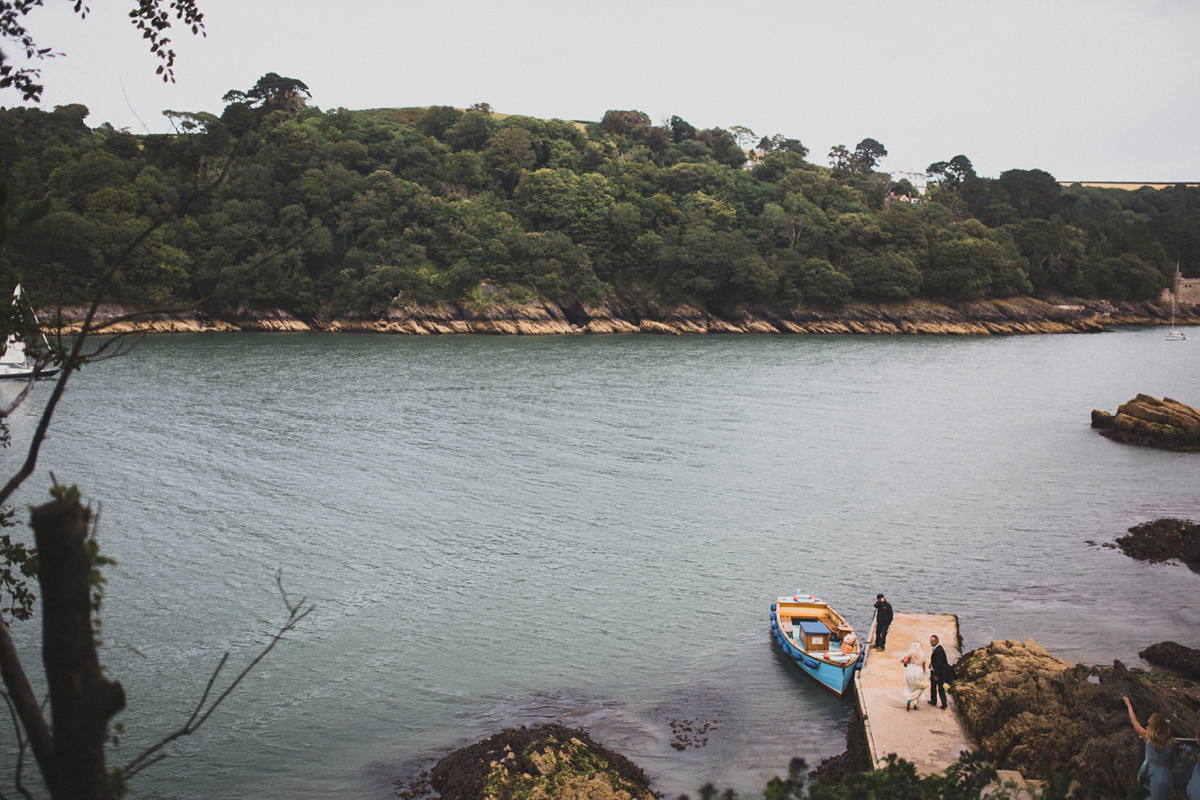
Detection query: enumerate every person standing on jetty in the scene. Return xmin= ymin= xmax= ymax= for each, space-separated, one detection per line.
xmin=1123 ymin=696 xmax=1176 ymax=800
xmin=873 ymin=594 xmax=893 ymax=649
xmin=928 ymin=635 xmax=951 ymax=709
xmin=900 ymin=641 xmax=929 ymax=711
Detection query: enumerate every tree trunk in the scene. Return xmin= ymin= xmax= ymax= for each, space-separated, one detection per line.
xmin=31 ymin=497 xmax=126 ymax=800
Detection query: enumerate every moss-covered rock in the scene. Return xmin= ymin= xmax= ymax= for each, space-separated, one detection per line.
xmin=1139 ymin=642 xmax=1200 ymax=682
xmin=429 ymin=724 xmax=657 ymax=800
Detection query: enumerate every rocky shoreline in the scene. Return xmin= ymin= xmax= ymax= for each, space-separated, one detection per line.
xmin=953 ymin=639 xmax=1200 ymax=797
xmin=396 ymin=640 xmax=1200 ymax=800
xmin=45 ymin=296 xmax=1200 ymax=336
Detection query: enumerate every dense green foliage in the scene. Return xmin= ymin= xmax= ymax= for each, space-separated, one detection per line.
xmin=750 ymin=752 xmax=1098 ymax=800
xmin=1 ymin=76 xmax=1197 ymax=316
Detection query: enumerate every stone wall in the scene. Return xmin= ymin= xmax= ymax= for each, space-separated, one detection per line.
xmin=1162 ymin=271 xmax=1200 ymax=305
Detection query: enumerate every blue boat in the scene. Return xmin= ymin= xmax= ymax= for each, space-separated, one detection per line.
xmin=769 ymin=593 xmax=864 ymax=697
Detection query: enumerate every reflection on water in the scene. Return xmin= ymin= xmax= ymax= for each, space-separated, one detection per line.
xmin=2 ymin=329 xmax=1198 ymax=799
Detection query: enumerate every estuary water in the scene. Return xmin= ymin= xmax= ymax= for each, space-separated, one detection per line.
xmin=2 ymin=328 xmax=1199 ymax=800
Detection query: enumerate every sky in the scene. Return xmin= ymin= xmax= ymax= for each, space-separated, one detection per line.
xmin=6 ymin=0 xmax=1200 ymax=183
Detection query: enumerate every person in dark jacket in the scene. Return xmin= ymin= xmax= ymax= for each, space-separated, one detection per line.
xmin=873 ymin=594 xmax=893 ymax=649
xmin=928 ymin=635 xmax=953 ymax=709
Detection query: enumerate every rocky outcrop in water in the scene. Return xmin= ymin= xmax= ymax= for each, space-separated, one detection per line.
xmin=1114 ymin=518 xmax=1200 ymax=572
xmin=953 ymin=639 xmax=1200 ymax=797
xmin=1139 ymin=642 xmax=1200 ymax=682
xmin=1091 ymin=395 xmax=1200 ymax=451
xmin=426 ymin=724 xmax=655 ymax=800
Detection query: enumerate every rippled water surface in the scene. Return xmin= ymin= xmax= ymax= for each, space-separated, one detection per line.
xmin=3 ymin=329 xmax=1199 ymax=799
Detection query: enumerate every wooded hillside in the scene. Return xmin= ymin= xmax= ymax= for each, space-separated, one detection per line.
xmin=2 ymin=73 xmax=1196 ymax=318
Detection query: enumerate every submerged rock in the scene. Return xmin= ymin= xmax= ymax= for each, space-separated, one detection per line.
xmin=952 ymin=639 xmax=1200 ymax=797
xmin=1091 ymin=394 xmax=1200 ymax=451
xmin=429 ymin=724 xmax=656 ymax=800
xmin=1114 ymin=518 xmax=1200 ymax=572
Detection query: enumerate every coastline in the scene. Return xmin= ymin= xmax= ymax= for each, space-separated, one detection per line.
xmin=45 ymin=296 xmax=1200 ymax=336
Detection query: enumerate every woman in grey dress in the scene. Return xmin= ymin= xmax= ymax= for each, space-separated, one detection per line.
xmin=1123 ymin=696 xmax=1175 ymax=800
xmin=1188 ymin=721 xmax=1199 ymax=800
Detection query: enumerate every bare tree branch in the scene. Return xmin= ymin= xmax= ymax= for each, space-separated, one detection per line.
xmin=0 ymin=689 xmax=35 ymax=800
xmin=122 ymin=571 xmax=314 ymax=779
xmin=0 ymin=617 xmax=51 ymax=782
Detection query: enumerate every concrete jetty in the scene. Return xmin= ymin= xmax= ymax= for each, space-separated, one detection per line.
xmin=856 ymin=612 xmax=974 ymax=773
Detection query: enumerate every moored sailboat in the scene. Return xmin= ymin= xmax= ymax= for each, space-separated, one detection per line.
xmin=1 ymin=284 xmax=58 ymax=380
xmin=1167 ymin=263 xmax=1187 ymax=340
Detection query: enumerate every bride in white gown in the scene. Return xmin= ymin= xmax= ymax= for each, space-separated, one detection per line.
xmin=899 ymin=641 xmax=929 ymax=711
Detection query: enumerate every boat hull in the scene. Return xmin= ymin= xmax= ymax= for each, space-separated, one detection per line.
xmin=0 ymin=363 xmax=58 ymax=380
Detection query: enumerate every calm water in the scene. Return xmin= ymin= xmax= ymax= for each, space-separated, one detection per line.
xmin=2 ymin=329 xmax=1198 ymax=799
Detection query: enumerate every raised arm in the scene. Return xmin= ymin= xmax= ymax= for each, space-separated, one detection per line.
xmin=1123 ymin=696 xmax=1146 ymax=738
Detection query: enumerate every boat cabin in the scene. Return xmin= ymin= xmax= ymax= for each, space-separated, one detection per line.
xmin=794 ymin=619 xmax=830 ymax=651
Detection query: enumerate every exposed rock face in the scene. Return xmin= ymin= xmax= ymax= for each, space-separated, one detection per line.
xmin=428 ymin=724 xmax=655 ymax=800
xmin=1114 ymin=518 xmax=1200 ymax=572
xmin=1091 ymin=394 xmax=1200 ymax=451
xmin=1139 ymin=642 xmax=1200 ymax=682
xmin=953 ymin=639 xmax=1200 ymax=797
xmin=329 ymin=302 xmax=578 ymax=335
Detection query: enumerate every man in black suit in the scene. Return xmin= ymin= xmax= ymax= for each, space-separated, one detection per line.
xmin=928 ymin=635 xmax=951 ymax=709
xmin=873 ymin=594 xmax=893 ymax=649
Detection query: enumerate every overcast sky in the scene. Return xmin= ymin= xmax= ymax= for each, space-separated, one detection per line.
xmin=7 ymin=0 xmax=1199 ymax=182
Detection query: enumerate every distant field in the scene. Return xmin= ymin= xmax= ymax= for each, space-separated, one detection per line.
xmin=1060 ymin=181 xmax=1200 ymax=190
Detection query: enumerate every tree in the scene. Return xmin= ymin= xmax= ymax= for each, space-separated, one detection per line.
xmin=413 ymin=105 xmax=463 ymax=141
xmin=831 ymin=139 xmax=887 ymax=176
xmin=729 ymin=125 xmax=756 ymax=150
xmin=926 ymin=155 xmax=978 ymax=219
xmin=793 ymin=256 xmax=852 ymax=306
xmin=599 ymin=109 xmax=651 ymax=140
xmin=1010 ymin=217 xmax=1086 ymax=294
xmin=828 ymin=144 xmax=852 ymax=175
xmin=759 ymin=134 xmax=808 ymax=159
xmin=1087 ymin=253 xmax=1165 ymax=300
xmin=697 ymin=127 xmax=746 ymax=168
xmin=997 ymin=168 xmax=1063 ymax=220
xmin=852 ymin=138 xmax=887 ymax=172
xmin=845 ymin=252 xmax=922 ymax=300
xmin=927 ymin=155 xmax=976 ymax=191
xmin=923 ymin=229 xmax=1030 ymax=299
xmin=0 ymin=0 xmax=206 ymax=102
xmin=669 ymin=115 xmax=696 ymax=143
xmin=484 ymin=126 xmax=536 ymax=192
xmin=446 ymin=109 xmax=494 ymax=152
xmin=221 ymin=72 xmax=311 ymax=114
